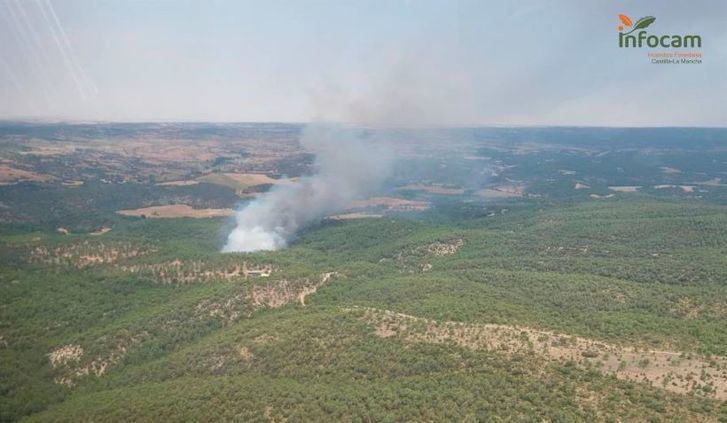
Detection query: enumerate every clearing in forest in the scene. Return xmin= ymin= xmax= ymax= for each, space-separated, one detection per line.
xmin=116 ymin=204 xmax=234 ymax=218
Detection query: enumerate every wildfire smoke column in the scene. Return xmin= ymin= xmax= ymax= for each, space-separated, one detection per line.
xmin=222 ymin=124 xmax=392 ymax=252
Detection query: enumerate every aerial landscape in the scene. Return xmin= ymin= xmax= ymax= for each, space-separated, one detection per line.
xmin=2 ymin=123 xmax=727 ymax=421
xmin=1 ymin=1 xmax=726 ymax=422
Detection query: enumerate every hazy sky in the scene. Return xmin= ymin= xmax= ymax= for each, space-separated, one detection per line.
xmin=0 ymin=0 xmax=725 ymax=126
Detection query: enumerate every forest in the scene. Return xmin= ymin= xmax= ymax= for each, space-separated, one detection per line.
xmin=1 ymin=125 xmax=726 ymax=421
xmin=2 ymin=196 xmax=727 ymax=421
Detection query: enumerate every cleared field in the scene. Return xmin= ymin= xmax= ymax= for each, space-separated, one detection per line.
xmin=609 ymin=186 xmax=641 ymax=192
xmin=156 ymin=180 xmax=200 ymax=186
xmin=197 ymin=173 xmax=286 ymax=190
xmin=348 ymin=196 xmax=430 ymax=210
xmin=398 ymin=183 xmax=465 ymax=195
xmin=328 ymin=212 xmax=384 ymax=220
xmin=0 ymin=165 xmax=53 ymax=185
xmin=654 ymin=185 xmax=696 ymax=192
xmin=116 ymin=204 xmax=234 ymax=218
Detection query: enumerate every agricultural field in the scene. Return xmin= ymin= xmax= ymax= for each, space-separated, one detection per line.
xmin=1 ymin=123 xmax=727 ymax=421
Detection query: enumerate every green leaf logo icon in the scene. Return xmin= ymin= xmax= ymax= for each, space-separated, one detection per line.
xmin=624 ymin=16 xmax=656 ymax=34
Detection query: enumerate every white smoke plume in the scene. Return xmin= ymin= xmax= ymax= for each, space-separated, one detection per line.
xmin=222 ymin=124 xmax=393 ymax=252
xmin=222 ymin=47 xmax=465 ymax=253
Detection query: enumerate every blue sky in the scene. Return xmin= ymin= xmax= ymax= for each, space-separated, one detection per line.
xmin=0 ymin=0 xmax=725 ymax=125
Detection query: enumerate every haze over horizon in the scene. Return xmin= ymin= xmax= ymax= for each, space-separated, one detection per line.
xmin=1 ymin=0 xmax=726 ymax=126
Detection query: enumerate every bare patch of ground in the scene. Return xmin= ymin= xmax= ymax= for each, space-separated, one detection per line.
xmin=328 ymin=212 xmax=384 ymax=220
xmin=608 ymin=186 xmax=641 ymax=193
xmin=89 ymin=227 xmax=112 ymax=236
xmin=49 ymin=345 xmax=84 ymax=367
xmin=383 ymin=239 xmax=464 ymax=272
xmin=29 ymin=241 xmax=153 ymax=268
xmin=0 ymin=165 xmax=54 ymax=185
xmin=696 ymin=177 xmax=725 ymax=187
xmin=120 ymin=260 xmax=273 ymax=285
xmin=156 ymin=180 xmax=200 ymax=186
xmin=194 ymin=272 xmax=339 ymax=324
xmin=399 ymin=183 xmax=465 ymax=195
xmin=590 ymin=194 xmax=615 ymax=199
xmin=117 ymin=204 xmax=234 ymax=218
xmin=251 ymin=272 xmax=338 ymax=308
xmin=574 ymin=182 xmax=590 ymax=190
xmin=477 ymin=185 xmax=524 ymax=198
xmin=355 ymin=307 xmax=727 ymax=400
xmin=253 ymin=334 xmax=280 ymax=345
xmin=539 ymin=245 xmax=592 ymax=256
xmin=660 ymin=166 xmax=682 ymax=174
xmin=48 ymin=332 xmax=149 ymax=388
xmin=197 ymin=173 xmax=291 ymax=191
xmin=670 ymin=297 xmax=704 ymax=320
xmin=418 ymin=239 xmax=464 ymax=256
xmin=348 ymin=197 xmax=430 ymax=211
xmin=654 ymin=185 xmax=696 ymax=193
xmin=238 ymin=346 xmax=254 ymax=362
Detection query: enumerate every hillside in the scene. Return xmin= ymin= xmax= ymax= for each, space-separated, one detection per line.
xmin=0 ymin=197 xmax=725 ymax=421
xmin=1 ymin=125 xmax=727 ymax=421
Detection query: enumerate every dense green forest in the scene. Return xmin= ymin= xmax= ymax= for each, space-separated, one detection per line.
xmin=1 ymin=124 xmax=727 ymax=421
xmin=2 ymin=196 xmax=727 ymax=421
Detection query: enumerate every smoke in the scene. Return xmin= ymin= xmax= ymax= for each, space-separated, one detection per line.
xmin=222 ymin=46 xmax=464 ymax=253
xmin=222 ymin=124 xmax=393 ymax=252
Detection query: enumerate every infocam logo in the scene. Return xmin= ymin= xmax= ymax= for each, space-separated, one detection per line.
xmin=617 ymin=14 xmax=702 ymax=48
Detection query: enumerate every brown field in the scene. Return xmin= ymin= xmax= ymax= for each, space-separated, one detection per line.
xmin=0 ymin=165 xmax=54 ymax=185
xmin=197 ymin=172 xmax=291 ymax=190
xmin=348 ymin=196 xmax=430 ymax=211
xmin=116 ymin=204 xmax=234 ymax=218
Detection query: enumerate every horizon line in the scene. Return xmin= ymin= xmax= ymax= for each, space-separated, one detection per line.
xmin=1 ymin=119 xmax=726 ymax=130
